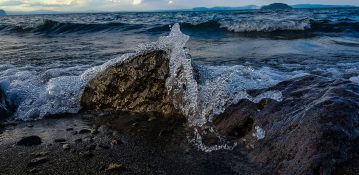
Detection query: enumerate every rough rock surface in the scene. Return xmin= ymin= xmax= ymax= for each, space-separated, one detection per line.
xmin=215 ymin=75 xmax=359 ymax=175
xmin=81 ymin=50 xmax=182 ymax=117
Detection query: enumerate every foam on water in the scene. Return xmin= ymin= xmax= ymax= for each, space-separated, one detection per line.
xmin=0 ymin=23 xmax=297 ymax=124
xmin=219 ymin=19 xmax=311 ymax=32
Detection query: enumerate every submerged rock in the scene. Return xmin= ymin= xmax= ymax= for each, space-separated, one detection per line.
xmin=215 ymin=75 xmax=359 ymax=174
xmin=81 ymin=50 xmax=181 ymax=116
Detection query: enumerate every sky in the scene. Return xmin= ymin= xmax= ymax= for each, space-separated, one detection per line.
xmin=0 ymin=0 xmax=358 ymax=12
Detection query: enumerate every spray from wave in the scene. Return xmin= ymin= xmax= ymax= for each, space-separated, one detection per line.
xmin=0 ymin=23 xmax=305 ymax=151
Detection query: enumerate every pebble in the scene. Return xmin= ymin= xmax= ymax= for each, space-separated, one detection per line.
xmin=29 ymin=168 xmax=39 ymax=173
xmin=27 ymin=157 xmax=49 ymax=167
xmin=32 ymin=151 xmax=49 ymax=158
xmin=85 ymin=144 xmax=96 ymax=151
xmin=80 ymin=151 xmax=94 ymax=158
xmin=79 ymin=129 xmax=91 ymax=134
xmin=91 ymin=129 xmax=99 ymax=135
xmin=111 ymin=139 xmax=123 ymax=145
xmin=148 ymin=117 xmax=156 ymax=122
xmin=63 ymin=144 xmax=70 ymax=150
xmin=27 ymin=124 xmax=34 ymax=128
xmin=54 ymin=138 xmax=66 ymax=143
xmin=74 ymin=138 xmax=82 ymax=143
xmin=98 ymin=144 xmax=110 ymax=149
xmin=66 ymin=128 xmax=74 ymax=131
xmin=105 ymin=163 xmax=124 ymax=172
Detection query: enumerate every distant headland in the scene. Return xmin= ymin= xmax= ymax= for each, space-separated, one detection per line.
xmin=0 ymin=9 xmax=7 ymax=16
xmin=261 ymin=3 xmax=293 ymax=10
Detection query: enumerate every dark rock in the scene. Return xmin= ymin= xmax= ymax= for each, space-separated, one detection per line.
xmin=98 ymin=144 xmax=110 ymax=149
xmin=74 ymin=138 xmax=82 ymax=143
xmin=215 ymin=75 xmax=359 ymax=175
xmin=63 ymin=144 xmax=70 ymax=150
xmin=31 ymin=151 xmax=49 ymax=158
xmin=111 ymin=139 xmax=123 ymax=145
xmin=91 ymin=129 xmax=99 ymax=135
xmin=17 ymin=136 xmax=42 ymax=146
xmin=79 ymin=129 xmax=91 ymax=134
xmin=105 ymin=163 xmax=124 ymax=173
xmin=27 ymin=157 xmax=49 ymax=167
xmin=27 ymin=124 xmax=34 ymax=128
xmin=261 ymin=3 xmax=293 ymax=10
xmin=29 ymin=168 xmax=39 ymax=173
xmin=80 ymin=151 xmax=94 ymax=158
xmin=54 ymin=138 xmax=66 ymax=143
xmin=81 ymin=50 xmax=180 ymax=116
xmin=66 ymin=128 xmax=74 ymax=131
xmin=85 ymin=144 xmax=96 ymax=151
xmin=71 ymin=131 xmax=78 ymax=135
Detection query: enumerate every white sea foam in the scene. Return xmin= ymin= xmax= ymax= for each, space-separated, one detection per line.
xmin=0 ymin=23 xmax=296 ymax=124
xmin=219 ymin=19 xmax=311 ymax=32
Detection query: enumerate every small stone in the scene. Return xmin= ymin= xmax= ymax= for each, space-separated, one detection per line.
xmin=54 ymin=138 xmax=66 ymax=143
xmin=27 ymin=124 xmax=34 ymax=128
xmin=79 ymin=129 xmax=91 ymax=134
xmin=63 ymin=144 xmax=70 ymax=150
xmin=27 ymin=157 xmax=49 ymax=167
xmin=98 ymin=144 xmax=110 ymax=149
xmin=29 ymin=168 xmax=39 ymax=173
xmin=71 ymin=131 xmax=78 ymax=135
xmin=148 ymin=117 xmax=156 ymax=122
xmin=85 ymin=144 xmax=96 ymax=151
xmin=91 ymin=129 xmax=99 ymax=135
xmin=105 ymin=163 xmax=124 ymax=172
xmin=66 ymin=128 xmax=74 ymax=131
xmin=74 ymin=138 xmax=82 ymax=143
xmin=32 ymin=151 xmax=49 ymax=158
xmin=80 ymin=151 xmax=94 ymax=158
xmin=111 ymin=139 xmax=123 ymax=145
xmin=17 ymin=136 xmax=42 ymax=146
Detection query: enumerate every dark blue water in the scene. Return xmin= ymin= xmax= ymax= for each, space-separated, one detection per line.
xmin=0 ymin=8 xmax=359 ymax=121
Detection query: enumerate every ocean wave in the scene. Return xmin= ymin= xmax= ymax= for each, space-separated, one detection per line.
xmin=0 ymin=23 xmax=297 ymax=123
xmin=0 ymin=19 xmax=145 ymax=34
xmin=148 ymin=20 xmax=359 ymax=35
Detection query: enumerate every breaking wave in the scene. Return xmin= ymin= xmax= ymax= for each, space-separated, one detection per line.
xmin=0 ymin=18 xmax=358 ymax=36
xmin=0 ymin=24 xmax=299 ymax=124
xmin=0 ymin=19 xmax=144 ymax=34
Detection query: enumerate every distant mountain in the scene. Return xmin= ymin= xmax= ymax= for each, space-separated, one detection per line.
xmin=261 ymin=3 xmax=293 ymax=10
xmin=0 ymin=9 xmax=6 ymax=16
xmin=292 ymin=4 xmax=356 ymax=9
xmin=192 ymin=6 xmax=258 ymax=11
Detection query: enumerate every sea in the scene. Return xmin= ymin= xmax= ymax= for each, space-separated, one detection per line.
xmin=0 ymin=8 xmax=358 ymax=127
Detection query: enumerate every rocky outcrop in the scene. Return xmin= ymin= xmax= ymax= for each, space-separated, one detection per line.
xmin=81 ymin=50 xmax=182 ymax=117
xmin=0 ymin=10 xmax=6 ymax=16
xmin=261 ymin=3 xmax=293 ymax=10
xmin=214 ymin=75 xmax=359 ymax=174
